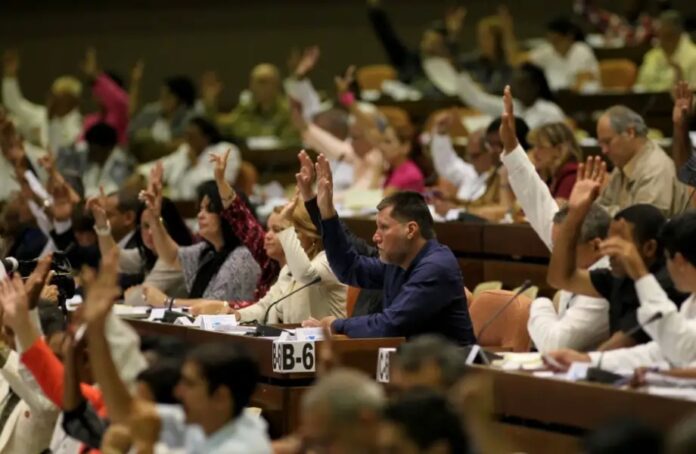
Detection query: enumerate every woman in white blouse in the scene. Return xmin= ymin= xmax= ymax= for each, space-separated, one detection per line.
xmin=190 ymin=154 xmax=347 ymax=323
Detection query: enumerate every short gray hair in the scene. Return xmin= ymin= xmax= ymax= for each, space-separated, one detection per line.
xmin=395 ymin=335 xmax=467 ymax=388
xmin=604 ymin=105 xmax=648 ymax=137
xmin=553 ymin=203 xmax=611 ymax=243
xmin=302 ymin=368 xmax=385 ymax=423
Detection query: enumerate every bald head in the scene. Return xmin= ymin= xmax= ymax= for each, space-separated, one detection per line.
xmin=301 ymin=368 xmax=385 ymax=453
xmin=249 ymin=63 xmax=281 ymax=107
xmin=597 ymin=105 xmax=648 ymax=169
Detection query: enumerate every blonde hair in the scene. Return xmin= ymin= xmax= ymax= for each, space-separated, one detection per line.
xmin=528 ymin=122 xmax=582 ymax=163
xmin=290 ymin=202 xmax=323 ymax=259
xmin=51 ymin=76 xmax=82 ymax=97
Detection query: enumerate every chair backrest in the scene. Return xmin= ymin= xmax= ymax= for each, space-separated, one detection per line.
xmin=377 ymin=105 xmax=412 ymax=131
xmin=464 ymin=287 xmax=474 ymax=308
xmin=424 ymin=107 xmax=484 ymax=139
xmin=473 ymin=281 xmax=503 ymax=298
xmin=512 ymin=285 xmax=539 ymax=301
xmin=356 ymin=64 xmax=398 ymax=91
xmin=346 ymin=286 xmax=361 ymax=318
xmin=599 ymin=59 xmax=638 ymax=90
xmin=469 ymin=289 xmax=532 ymax=352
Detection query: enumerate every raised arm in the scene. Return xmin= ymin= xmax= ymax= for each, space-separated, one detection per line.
xmin=285 ymin=46 xmax=322 ymax=121
xmin=366 ymin=0 xmax=411 ymax=68
xmin=672 ymin=81 xmax=694 ymax=171
xmin=84 ymin=248 xmax=134 ymax=425
xmin=547 ymin=157 xmax=605 ymax=297
xmin=88 ymin=186 xmax=118 ymax=255
xmin=498 ymin=6 xmax=526 ymax=67
xmin=140 ymin=162 xmax=181 ymax=268
xmin=128 ymin=59 xmax=145 ymax=117
xmin=500 ymin=86 xmax=558 ymax=248
xmin=2 ymin=50 xmax=47 ymax=138
xmin=313 ymin=153 xmax=385 ymax=288
xmin=82 ymin=48 xmax=129 ymax=139
xmin=456 ymin=71 xmax=504 ymax=116
xmin=211 ymin=149 xmax=280 ymax=297
xmin=430 ymin=110 xmax=478 ymax=188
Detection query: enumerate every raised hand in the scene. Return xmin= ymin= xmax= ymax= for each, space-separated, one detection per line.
xmin=599 ymin=220 xmax=648 ymax=280
xmin=83 ymin=248 xmax=120 ymax=327
xmin=293 ymin=46 xmax=320 ymax=79
xmin=86 ymin=186 xmax=109 ymax=229
xmin=499 ymin=85 xmax=518 ymax=153
xmin=48 ymin=179 xmax=79 ymax=222
xmin=444 ymin=6 xmax=467 ymax=37
xmin=0 ymin=274 xmax=30 ymax=331
xmin=3 ymin=50 xmax=19 ymax=77
xmin=314 ymin=154 xmax=335 ymax=219
xmin=289 ymin=98 xmax=308 ymax=132
xmin=24 ymin=255 xmax=53 ymax=310
xmin=208 ymin=148 xmax=235 ymax=205
xmin=200 ymin=70 xmax=223 ymax=104
xmin=131 ymin=59 xmax=145 ymax=83
xmin=335 ymin=65 xmax=356 ymax=98
xmin=497 ymin=5 xmax=514 ymax=34
xmin=433 ymin=109 xmax=456 ymax=135
xmin=81 ymin=47 xmax=99 ymax=78
xmin=295 ymin=150 xmax=315 ymax=201
xmin=673 ymin=81 xmax=694 ymax=126
xmin=577 ymin=155 xmax=607 ymax=185
xmin=139 ymin=162 xmax=164 ymax=218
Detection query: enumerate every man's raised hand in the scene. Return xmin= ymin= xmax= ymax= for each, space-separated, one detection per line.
xmin=499 ymin=85 xmax=518 ymax=153
xmin=83 ymin=248 xmax=120 ymax=327
xmin=315 ymin=154 xmax=336 ymax=219
xmin=295 ymin=150 xmax=316 ymax=201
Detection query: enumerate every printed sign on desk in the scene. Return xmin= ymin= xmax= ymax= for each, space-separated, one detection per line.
xmin=376 ymin=348 xmax=397 ymax=383
xmin=272 ymin=340 xmax=316 ymax=373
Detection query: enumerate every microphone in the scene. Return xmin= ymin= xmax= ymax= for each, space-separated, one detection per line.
xmin=161 ymin=295 xmax=195 ymax=324
xmin=588 ymin=311 xmax=664 ymax=384
xmin=465 ymin=280 xmax=533 ymax=365
xmin=254 ymin=276 xmax=322 ymax=337
xmin=476 ymin=279 xmax=533 ymax=341
xmin=1 ymin=257 xmax=20 ymax=274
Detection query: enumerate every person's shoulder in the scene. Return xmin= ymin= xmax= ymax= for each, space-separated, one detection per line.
xmin=570 ymin=41 xmax=596 ymax=57
xmin=229 ymin=245 xmax=260 ymax=268
xmin=419 ymin=241 xmax=459 ymax=272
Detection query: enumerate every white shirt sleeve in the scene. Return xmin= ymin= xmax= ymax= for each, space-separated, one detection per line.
xmin=455 ymin=72 xmax=504 ymax=116
xmin=2 ymin=78 xmax=47 ymax=140
xmin=284 ymin=78 xmax=322 ymax=121
xmin=277 ymin=227 xmax=322 ymax=285
xmin=588 ymin=342 xmax=668 ymax=372
xmin=430 ymin=133 xmax=478 ymax=189
xmin=302 ymin=123 xmax=355 ymax=162
xmin=528 ymin=45 xmax=554 ymax=68
xmin=569 ymin=43 xmax=600 ymax=79
xmin=500 ymin=144 xmax=558 ymax=249
xmin=635 ymin=274 xmax=696 ymax=367
xmin=528 ymin=295 xmax=610 ymax=352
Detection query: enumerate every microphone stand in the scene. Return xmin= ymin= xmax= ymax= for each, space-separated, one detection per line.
xmin=587 ymin=312 xmax=664 ymax=384
xmin=465 ymin=280 xmax=533 ymax=365
xmin=253 ymin=277 xmax=322 ymax=337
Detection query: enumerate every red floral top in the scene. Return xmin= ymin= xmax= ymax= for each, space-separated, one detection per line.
xmin=220 ymin=196 xmax=281 ymax=308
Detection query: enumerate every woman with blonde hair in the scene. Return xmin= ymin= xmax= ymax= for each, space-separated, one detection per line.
xmin=190 ymin=152 xmax=346 ymax=323
xmin=526 ymin=121 xmax=581 ymax=202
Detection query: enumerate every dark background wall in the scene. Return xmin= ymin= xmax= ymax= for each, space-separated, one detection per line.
xmin=0 ymin=0 xmax=693 ymax=107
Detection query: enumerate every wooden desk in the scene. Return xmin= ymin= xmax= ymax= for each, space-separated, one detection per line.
xmin=127 ymin=319 xmax=403 ymax=437
xmin=470 ymin=366 xmax=696 ymax=454
xmin=374 ymin=91 xmax=674 ymax=136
